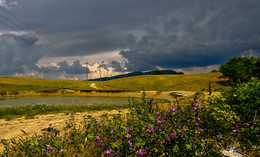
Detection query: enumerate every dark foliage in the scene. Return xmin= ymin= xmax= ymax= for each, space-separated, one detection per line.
xmin=151 ymin=70 xmax=165 ymax=75
xmin=219 ymin=56 xmax=259 ymax=83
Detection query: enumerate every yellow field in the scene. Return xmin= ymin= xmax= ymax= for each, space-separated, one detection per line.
xmin=0 ymin=72 xmax=229 ymax=93
xmin=97 ymin=72 xmax=229 ymax=91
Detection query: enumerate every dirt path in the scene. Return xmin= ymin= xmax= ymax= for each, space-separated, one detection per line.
xmin=90 ymin=83 xmax=99 ymax=90
xmin=0 ymin=109 xmax=126 ymax=153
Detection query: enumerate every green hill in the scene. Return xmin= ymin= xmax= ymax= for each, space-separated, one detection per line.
xmin=95 ymin=72 xmax=229 ymax=92
xmin=0 ymin=72 xmax=229 ymax=93
xmin=0 ymin=77 xmax=94 ymax=92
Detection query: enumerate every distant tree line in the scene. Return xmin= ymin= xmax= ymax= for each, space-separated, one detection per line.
xmin=151 ymin=70 xmax=184 ymax=75
xmin=152 ymin=70 xmax=165 ymax=75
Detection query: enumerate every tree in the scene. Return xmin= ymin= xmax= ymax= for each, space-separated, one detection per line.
xmin=211 ymin=69 xmax=218 ymax=72
xmin=219 ymin=56 xmax=258 ymax=83
xmin=175 ymin=71 xmax=184 ymax=75
xmin=152 ymin=70 xmax=165 ymax=75
xmin=255 ymin=57 xmax=260 ymax=78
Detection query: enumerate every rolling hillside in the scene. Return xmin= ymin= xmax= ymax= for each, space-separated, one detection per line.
xmin=95 ymin=72 xmax=229 ymax=92
xmin=0 ymin=77 xmax=94 ymax=92
xmin=0 ymin=72 xmax=229 ymax=93
xmin=89 ymin=70 xmax=177 ymax=81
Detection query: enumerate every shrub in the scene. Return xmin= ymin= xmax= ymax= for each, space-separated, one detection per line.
xmin=9 ymin=91 xmax=19 ymax=95
xmin=0 ymin=91 xmax=7 ymax=96
xmin=223 ymin=78 xmax=260 ymax=123
xmin=223 ymin=78 xmax=260 ymax=152
xmin=175 ymin=71 xmax=184 ymax=75
xmin=204 ymin=78 xmax=260 ymax=154
xmin=200 ymin=95 xmax=239 ymax=136
xmin=211 ymin=69 xmax=218 ymax=72
xmin=195 ymin=91 xmax=205 ymax=99
xmin=152 ymin=70 xmax=165 ymax=75
xmin=219 ymin=56 xmax=259 ymax=83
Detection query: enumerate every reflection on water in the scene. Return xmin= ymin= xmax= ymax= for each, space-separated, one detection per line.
xmin=0 ymin=97 xmax=130 ymax=106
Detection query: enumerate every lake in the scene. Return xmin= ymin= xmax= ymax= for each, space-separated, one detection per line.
xmin=0 ymin=97 xmax=131 ymax=106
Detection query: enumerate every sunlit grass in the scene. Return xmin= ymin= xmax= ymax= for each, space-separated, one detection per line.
xmin=0 ymin=72 xmax=229 ymax=93
xmin=97 ymin=72 xmax=229 ymax=91
xmin=0 ymin=103 xmax=129 ymax=120
xmin=0 ymin=77 xmax=94 ymax=92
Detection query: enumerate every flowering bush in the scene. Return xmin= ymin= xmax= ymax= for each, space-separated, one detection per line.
xmin=1 ymin=96 xmax=226 ymax=156
xmin=211 ymin=78 xmax=260 ymax=154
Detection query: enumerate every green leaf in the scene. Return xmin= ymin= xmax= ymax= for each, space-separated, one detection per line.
xmin=86 ymin=134 xmax=94 ymax=140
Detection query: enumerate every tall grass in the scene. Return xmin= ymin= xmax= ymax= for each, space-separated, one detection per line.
xmin=0 ymin=103 xmax=129 ymax=120
xmin=0 ymin=77 xmax=94 ymax=92
xmin=97 ymin=72 xmax=229 ymax=91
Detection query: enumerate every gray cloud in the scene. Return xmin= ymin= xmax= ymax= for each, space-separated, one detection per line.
xmin=109 ymin=60 xmax=124 ymax=72
xmin=120 ymin=0 xmax=260 ymax=70
xmin=37 ymin=60 xmax=89 ymax=75
xmin=0 ymin=0 xmax=259 ymax=78
xmin=99 ymin=61 xmax=108 ymax=70
xmin=58 ymin=60 xmax=86 ymax=74
xmin=0 ymin=33 xmax=88 ymax=76
xmin=0 ymin=33 xmax=42 ymax=75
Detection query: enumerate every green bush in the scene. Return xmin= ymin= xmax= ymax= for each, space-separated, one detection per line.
xmin=219 ymin=56 xmax=259 ymax=83
xmin=152 ymin=70 xmax=165 ymax=75
xmin=224 ymin=78 xmax=260 ymax=123
xmin=195 ymin=91 xmax=205 ymax=99
xmin=9 ymin=91 xmax=19 ymax=95
xmin=211 ymin=69 xmax=218 ymax=72
xmin=175 ymin=71 xmax=184 ymax=75
xmin=223 ymin=78 xmax=260 ymax=152
xmin=200 ymin=95 xmax=239 ymax=136
xmin=0 ymin=91 xmax=7 ymax=96
xmin=204 ymin=78 xmax=260 ymax=154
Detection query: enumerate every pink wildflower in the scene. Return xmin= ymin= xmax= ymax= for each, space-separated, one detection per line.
xmin=128 ymin=141 xmax=133 ymax=147
xmin=156 ymin=116 xmax=164 ymax=123
xmin=147 ymin=126 xmax=155 ymax=132
xmin=136 ymin=149 xmax=146 ymax=155
xmin=104 ymin=149 xmax=112 ymax=154
xmin=126 ymin=134 xmax=131 ymax=138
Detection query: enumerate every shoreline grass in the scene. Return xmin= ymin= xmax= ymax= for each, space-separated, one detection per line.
xmin=0 ymin=103 xmax=129 ymax=121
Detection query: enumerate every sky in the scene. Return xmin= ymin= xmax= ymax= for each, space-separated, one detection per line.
xmin=0 ymin=0 xmax=259 ymax=80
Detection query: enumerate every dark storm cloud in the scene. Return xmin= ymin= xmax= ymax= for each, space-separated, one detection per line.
xmin=37 ymin=60 xmax=89 ymax=75
xmin=99 ymin=61 xmax=108 ymax=70
xmin=0 ymin=33 xmax=88 ymax=75
xmin=120 ymin=0 xmax=260 ymax=70
xmin=0 ymin=0 xmax=260 ymax=77
xmin=57 ymin=60 xmax=87 ymax=74
xmin=0 ymin=33 xmax=42 ymax=75
xmin=3 ymin=0 xmax=163 ymax=57
xmin=109 ymin=60 xmax=124 ymax=72
xmin=99 ymin=60 xmax=124 ymax=72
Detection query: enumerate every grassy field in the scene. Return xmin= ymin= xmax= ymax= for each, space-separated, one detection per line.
xmin=97 ymin=72 xmax=229 ymax=91
xmin=0 ymin=72 xmax=229 ymax=93
xmin=0 ymin=77 xmax=94 ymax=92
xmin=0 ymin=103 xmax=129 ymax=120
